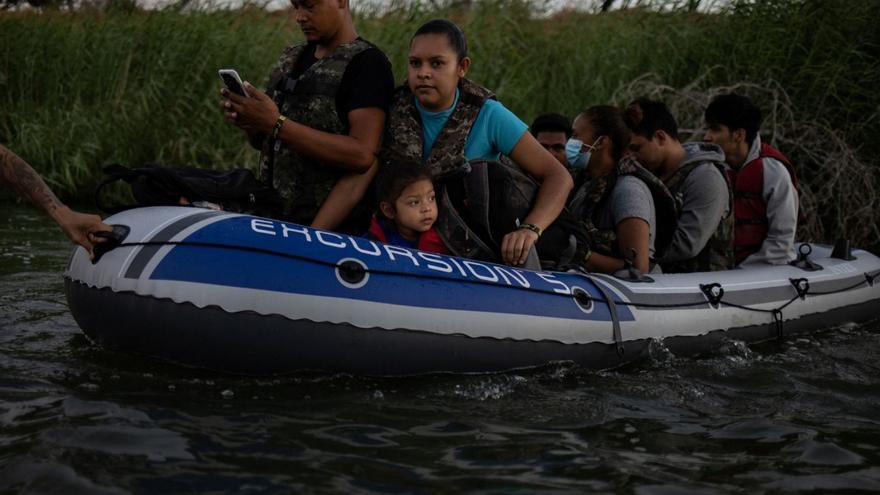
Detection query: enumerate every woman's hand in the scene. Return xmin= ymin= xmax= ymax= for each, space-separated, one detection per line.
xmin=219 ymin=82 xmax=280 ymax=134
xmin=501 ymin=228 xmax=539 ymax=266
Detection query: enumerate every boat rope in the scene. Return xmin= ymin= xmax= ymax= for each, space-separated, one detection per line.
xmin=590 ymin=277 xmax=624 ymax=358
xmin=102 ymin=240 xmax=880 ymax=338
xmin=772 ymin=309 xmax=784 ymax=341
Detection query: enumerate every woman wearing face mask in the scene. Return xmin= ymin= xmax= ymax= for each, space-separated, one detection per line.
xmin=376 ymin=19 xmax=573 ymax=266
xmin=565 ymin=106 xmax=677 ymax=274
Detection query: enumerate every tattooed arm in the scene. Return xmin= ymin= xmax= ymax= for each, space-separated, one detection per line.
xmin=1 ymin=144 xmax=111 ymax=258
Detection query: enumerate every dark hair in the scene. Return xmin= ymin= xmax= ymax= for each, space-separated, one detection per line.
xmin=704 ymin=93 xmax=762 ymax=146
xmin=412 ymin=19 xmax=468 ymax=61
xmin=376 ymin=159 xmax=432 ymax=217
xmin=530 ymin=113 xmax=571 ymax=138
xmin=579 ymin=105 xmax=632 ymax=162
xmin=624 ymin=97 xmax=679 ymax=140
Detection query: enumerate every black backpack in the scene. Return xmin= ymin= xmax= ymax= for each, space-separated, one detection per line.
xmin=95 ymin=163 xmax=281 ymax=216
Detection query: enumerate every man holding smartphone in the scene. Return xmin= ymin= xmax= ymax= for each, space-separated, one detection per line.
xmin=220 ymin=0 xmax=393 ymax=233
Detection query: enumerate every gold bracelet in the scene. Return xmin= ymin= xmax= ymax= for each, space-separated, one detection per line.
xmin=271 ymin=115 xmax=287 ymax=140
xmin=517 ymin=223 xmax=542 ymax=237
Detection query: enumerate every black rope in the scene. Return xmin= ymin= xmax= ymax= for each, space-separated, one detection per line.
xmin=713 ymin=294 xmax=800 ymax=315
xmin=773 ymin=309 xmax=784 ymax=341
xmin=810 ymin=277 xmax=876 ymax=295
xmin=103 ymin=241 xmax=880 ymax=316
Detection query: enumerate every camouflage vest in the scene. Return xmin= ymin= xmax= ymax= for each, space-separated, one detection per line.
xmin=568 ymin=156 xmax=677 ymax=261
xmin=382 ymin=79 xmax=508 ymax=261
xmin=382 ymin=78 xmax=495 ymax=181
xmin=258 ymin=38 xmax=373 ymax=225
xmin=661 ymin=156 xmax=735 ymax=273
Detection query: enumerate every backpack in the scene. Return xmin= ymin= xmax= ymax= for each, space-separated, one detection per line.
xmin=95 ymin=163 xmax=281 ymax=216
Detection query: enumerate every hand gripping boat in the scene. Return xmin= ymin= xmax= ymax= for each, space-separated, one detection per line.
xmin=65 ymin=207 xmax=880 ymax=375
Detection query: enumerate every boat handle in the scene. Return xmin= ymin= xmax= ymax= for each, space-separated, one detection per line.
xmin=91 ymin=224 xmax=130 ymax=264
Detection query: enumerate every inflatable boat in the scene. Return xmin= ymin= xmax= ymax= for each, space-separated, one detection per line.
xmin=65 ymin=206 xmax=880 ymax=375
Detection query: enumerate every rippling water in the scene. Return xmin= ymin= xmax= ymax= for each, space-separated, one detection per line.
xmin=2 ymin=204 xmax=880 ymax=494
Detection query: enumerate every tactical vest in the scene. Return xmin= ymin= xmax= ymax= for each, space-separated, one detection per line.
xmin=728 ymin=143 xmax=801 ymax=265
xmin=382 ymin=79 xmax=535 ymax=261
xmin=661 ymin=154 xmax=735 ymax=273
xmin=568 ymin=156 xmax=677 ymax=262
xmin=259 ymin=38 xmax=373 ymax=226
xmin=383 ymin=78 xmax=495 ymax=180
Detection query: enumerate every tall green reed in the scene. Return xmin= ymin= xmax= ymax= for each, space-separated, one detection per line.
xmin=1 ymin=0 xmax=877 ymax=207
xmin=0 ymin=8 xmax=297 ymax=199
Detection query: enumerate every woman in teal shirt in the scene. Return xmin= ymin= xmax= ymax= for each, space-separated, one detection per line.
xmin=325 ymin=19 xmax=572 ymax=265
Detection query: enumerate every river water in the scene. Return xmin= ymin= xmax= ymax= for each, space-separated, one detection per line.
xmin=2 ymin=203 xmax=880 ymax=494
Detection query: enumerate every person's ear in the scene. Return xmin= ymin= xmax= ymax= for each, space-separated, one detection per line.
xmin=379 ymin=201 xmax=396 ymax=219
xmin=457 ymin=57 xmax=471 ymax=78
xmin=732 ymin=128 xmax=747 ymax=144
xmin=654 ymin=130 xmax=669 ymax=146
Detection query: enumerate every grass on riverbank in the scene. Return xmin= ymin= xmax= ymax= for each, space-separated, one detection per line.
xmin=1 ymin=0 xmax=879 ymax=246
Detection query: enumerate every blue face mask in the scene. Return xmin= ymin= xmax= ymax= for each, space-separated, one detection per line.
xmin=566 ymin=137 xmax=601 ymax=170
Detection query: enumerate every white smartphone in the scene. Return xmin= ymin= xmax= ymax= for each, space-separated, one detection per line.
xmin=218 ymin=69 xmax=249 ymax=97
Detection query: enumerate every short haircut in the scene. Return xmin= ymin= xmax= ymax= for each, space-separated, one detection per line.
xmin=376 ymin=159 xmax=432 ymax=215
xmin=530 ymin=113 xmax=572 ymax=138
xmin=412 ymin=19 xmax=468 ymax=61
xmin=579 ymin=105 xmax=632 ymax=162
xmin=704 ymin=93 xmax=762 ymax=146
xmin=624 ymin=97 xmax=679 ymax=141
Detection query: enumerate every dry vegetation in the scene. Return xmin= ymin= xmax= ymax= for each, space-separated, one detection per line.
xmin=614 ymin=71 xmax=880 ymax=248
xmin=1 ymin=0 xmax=878 ymax=248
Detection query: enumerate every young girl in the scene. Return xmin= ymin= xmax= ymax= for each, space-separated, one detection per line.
xmin=366 ymin=160 xmax=447 ymax=253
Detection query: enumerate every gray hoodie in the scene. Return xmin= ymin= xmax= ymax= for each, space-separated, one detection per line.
xmin=659 ymin=142 xmax=730 ymax=264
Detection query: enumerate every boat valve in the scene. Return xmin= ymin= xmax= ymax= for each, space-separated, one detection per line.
xmin=572 ymin=287 xmax=593 ymax=312
xmin=335 ymin=258 xmax=369 ymax=288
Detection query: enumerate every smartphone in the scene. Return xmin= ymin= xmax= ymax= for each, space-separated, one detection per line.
xmin=219 ymin=69 xmax=249 ymax=97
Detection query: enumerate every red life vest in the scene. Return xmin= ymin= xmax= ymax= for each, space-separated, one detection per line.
xmin=367 ymin=216 xmax=449 ymax=254
xmin=727 ymin=143 xmax=800 ymax=265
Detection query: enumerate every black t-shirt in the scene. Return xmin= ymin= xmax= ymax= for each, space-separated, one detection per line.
xmin=286 ymin=41 xmax=395 ymax=125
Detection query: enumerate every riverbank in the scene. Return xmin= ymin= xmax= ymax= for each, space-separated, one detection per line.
xmin=1 ymin=0 xmax=878 ymax=247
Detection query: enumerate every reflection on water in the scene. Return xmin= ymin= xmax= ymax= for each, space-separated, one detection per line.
xmin=2 ymin=204 xmax=880 ymax=493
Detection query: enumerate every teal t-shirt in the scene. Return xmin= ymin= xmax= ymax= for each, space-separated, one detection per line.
xmin=415 ymin=89 xmax=529 ymax=163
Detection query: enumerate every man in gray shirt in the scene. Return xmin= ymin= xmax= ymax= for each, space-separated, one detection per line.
xmin=624 ymin=98 xmax=734 ymax=272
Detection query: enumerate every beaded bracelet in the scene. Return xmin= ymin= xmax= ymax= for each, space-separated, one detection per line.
xmin=517 ymin=223 xmax=542 ymax=237
xmin=271 ymin=115 xmax=288 ymax=140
